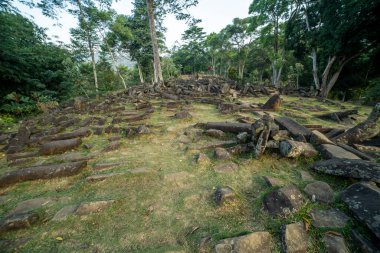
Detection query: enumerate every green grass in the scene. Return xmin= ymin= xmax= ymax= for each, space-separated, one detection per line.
xmin=0 ymin=96 xmax=374 ymax=252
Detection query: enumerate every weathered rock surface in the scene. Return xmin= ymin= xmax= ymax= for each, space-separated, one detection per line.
xmin=281 ymin=222 xmax=308 ymax=253
xmin=323 ymin=233 xmax=350 ymax=253
xmin=311 ymin=159 xmax=380 ymax=183
xmin=214 ymin=147 xmax=231 ymax=160
xmin=0 ymin=161 xmax=87 ymax=188
xmin=351 ymin=229 xmax=380 ymax=253
xmin=236 ymin=132 xmax=249 ymax=143
xmin=214 ymin=162 xmax=238 ymax=173
xmin=199 ymin=122 xmax=251 ymax=134
xmin=280 ymin=140 xmax=318 ymax=158
xmin=341 ymin=183 xmax=380 ymax=239
xmin=50 ymin=127 xmax=91 ymax=141
xmin=86 ymin=173 xmax=126 ymax=182
xmin=263 ymin=176 xmax=285 ymax=187
xmin=300 ymin=171 xmax=314 ymax=181
xmin=310 ymin=209 xmax=350 ymax=228
xmin=204 ymin=129 xmax=225 ymax=138
xmin=262 ymin=94 xmax=281 ymax=111
xmin=214 ymin=187 xmax=235 ymax=205
xmin=310 ymin=130 xmax=334 ymax=145
xmin=304 ymin=181 xmax=334 ymax=203
xmin=39 ymin=138 xmax=82 ymax=155
xmin=275 ymin=117 xmax=312 ymax=140
xmin=75 ymin=200 xmax=115 ymax=216
xmin=318 ymin=144 xmax=361 ymax=160
xmin=7 ymin=198 xmax=54 ymax=216
xmin=0 ymin=212 xmax=39 ymax=233
xmin=173 ymin=111 xmax=192 ymax=119
xmin=263 ymin=185 xmax=304 ymax=216
xmin=52 ymin=205 xmax=78 ymax=221
xmin=102 ymin=141 xmax=121 ymax=152
xmin=215 ymin=231 xmax=273 ymax=253
xmin=196 ymin=153 xmax=210 ymax=164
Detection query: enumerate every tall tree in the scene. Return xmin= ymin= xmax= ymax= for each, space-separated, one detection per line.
xmin=249 ymin=0 xmax=296 ymax=87
xmin=224 ymin=17 xmax=255 ymax=81
xmin=144 ymin=0 xmax=199 ymax=84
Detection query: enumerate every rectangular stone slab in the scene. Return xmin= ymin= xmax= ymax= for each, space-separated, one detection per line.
xmin=318 ymin=144 xmax=361 ymax=160
xmin=0 ymin=161 xmax=87 ymax=188
xmin=341 ymin=183 xmax=380 ymax=239
xmin=275 ymin=117 xmax=312 ymax=139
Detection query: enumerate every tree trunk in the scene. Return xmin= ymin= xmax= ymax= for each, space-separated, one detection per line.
xmin=320 ymin=56 xmax=336 ymax=97
xmin=100 ymin=31 xmax=126 ymax=90
xmin=146 ymin=0 xmax=163 ymax=84
xmin=76 ymin=0 xmax=98 ymax=96
xmin=311 ymin=49 xmax=320 ymax=90
xmin=137 ymin=63 xmax=144 ymax=83
xmin=303 ymin=1 xmax=320 ymax=90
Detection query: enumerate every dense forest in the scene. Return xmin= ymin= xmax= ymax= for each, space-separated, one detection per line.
xmin=1 ymin=0 xmax=379 ymax=117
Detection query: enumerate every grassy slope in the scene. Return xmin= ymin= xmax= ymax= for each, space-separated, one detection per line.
xmin=0 ymin=96 xmax=373 ymax=252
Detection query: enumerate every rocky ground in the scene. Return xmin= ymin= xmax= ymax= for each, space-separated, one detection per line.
xmin=0 ymin=76 xmax=379 ymax=252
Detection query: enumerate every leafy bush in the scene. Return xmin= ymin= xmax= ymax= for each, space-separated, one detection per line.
xmin=363 ymin=78 xmax=380 ymax=103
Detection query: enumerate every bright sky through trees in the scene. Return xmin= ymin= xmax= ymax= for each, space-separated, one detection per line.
xmin=15 ymin=0 xmax=251 ymax=47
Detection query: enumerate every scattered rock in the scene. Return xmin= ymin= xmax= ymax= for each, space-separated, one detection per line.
xmin=318 ymin=144 xmax=361 ymax=160
xmin=214 ymin=162 xmax=238 ymax=173
xmin=178 ymin=134 xmax=191 ymax=144
xmin=75 ymin=200 xmax=115 ymax=216
xmin=39 ymin=138 xmax=82 ymax=155
xmin=0 ymin=212 xmax=39 ymax=233
xmin=341 ymin=182 xmax=380 ymax=239
xmin=52 ymin=205 xmax=78 ymax=221
xmin=214 ymin=186 xmax=235 ymax=205
xmin=262 ymin=94 xmax=281 ymax=111
xmin=196 ymin=153 xmax=210 ymax=164
xmin=173 ymin=111 xmax=192 ymax=119
xmin=92 ymin=163 xmax=122 ymax=171
xmin=311 ymin=159 xmax=380 ymax=183
xmin=310 ymin=209 xmax=350 ymax=228
xmin=204 ymin=129 xmax=225 ymax=138
xmin=300 ymin=171 xmax=314 ymax=181
xmin=102 ymin=141 xmax=121 ymax=152
xmin=7 ymin=198 xmax=53 ymax=216
xmin=263 ymin=185 xmax=304 ymax=216
xmin=323 ymin=233 xmax=350 ymax=253
xmin=0 ymin=161 xmax=87 ymax=188
xmin=136 ymin=125 xmax=150 ymax=134
xmin=280 ymin=140 xmax=318 ymax=158
xmin=263 ymin=176 xmax=285 ymax=187
xmin=86 ymin=173 xmax=126 ymax=182
xmin=215 ymin=231 xmax=273 ymax=253
xmin=310 ymin=130 xmax=335 ymax=145
xmin=304 ymin=181 xmax=334 ymax=203
xmin=236 ymin=132 xmax=249 ymax=143
xmin=281 ymin=222 xmax=309 ymax=253
xmin=214 ymin=147 xmax=231 ymax=160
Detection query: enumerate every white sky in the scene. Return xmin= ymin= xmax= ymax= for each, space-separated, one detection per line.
xmin=15 ymin=0 xmax=252 ymax=48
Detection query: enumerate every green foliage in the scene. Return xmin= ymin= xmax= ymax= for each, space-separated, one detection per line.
xmin=0 ymin=12 xmax=77 ymax=114
xmin=363 ymin=78 xmax=380 ymax=103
